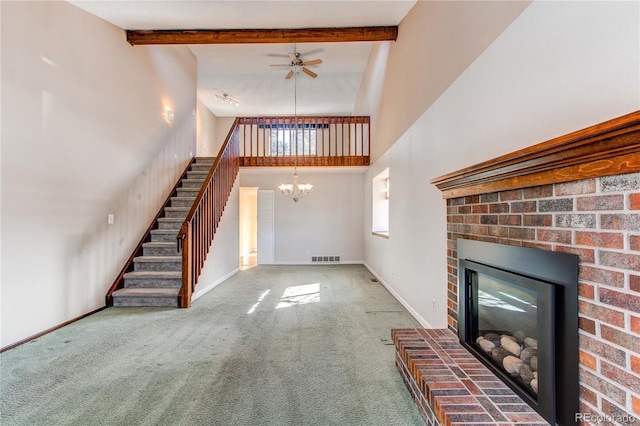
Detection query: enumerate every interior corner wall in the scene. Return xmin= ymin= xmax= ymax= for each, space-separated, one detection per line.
xmin=196 ymin=99 xmax=218 ymax=157
xmin=192 ymin=180 xmax=240 ymax=301
xmin=0 ymin=1 xmax=197 ymax=348
xmin=367 ymin=0 xmax=531 ymax=161
xmin=239 ymin=170 xmax=364 ymax=263
xmin=363 ymin=1 xmax=640 ymax=330
xmin=215 ymin=117 xmax=237 ymax=152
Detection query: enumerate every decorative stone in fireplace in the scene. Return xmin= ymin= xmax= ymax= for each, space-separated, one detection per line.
xmin=457 ymin=238 xmax=579 ymax=425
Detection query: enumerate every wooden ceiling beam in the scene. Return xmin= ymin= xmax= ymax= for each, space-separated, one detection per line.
xmin=126 ymin=26 xmax=398 ymax=46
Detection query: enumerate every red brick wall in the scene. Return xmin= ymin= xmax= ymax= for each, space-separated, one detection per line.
xmin=446 ymin=172 xmax=640 ymax=421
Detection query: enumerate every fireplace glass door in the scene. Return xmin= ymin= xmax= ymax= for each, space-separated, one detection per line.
xmin=474 ymin=272 xmax=539 ymax=398
xmin=460 ymin=259 xmax=555 ymax=422
xmin=457 ymin=239 xmax=579 ymax=426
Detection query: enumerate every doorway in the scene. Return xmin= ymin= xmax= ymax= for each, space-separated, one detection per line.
xmin=239 ymin=187 xmax=258 ymax=270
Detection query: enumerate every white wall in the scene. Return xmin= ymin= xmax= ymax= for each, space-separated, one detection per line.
xmin=1 ymin=1 xmax=197 ymax=348
xmin=196 ymin=104 xmax=236 ymax=158
xmin=358 ymin=0 xmax=530 ymax=161
xmin=215 ymin=117 xmax=237 ymax=154
xmin=363 ymin=1 xmax=640 ymax=328
xmin=192 ymin=181 xmax=240 ymax=301
xmin=240 ymin=169 xmax=364 ymax=263
xmin=196 ymin=98 xmax=218 ymax=157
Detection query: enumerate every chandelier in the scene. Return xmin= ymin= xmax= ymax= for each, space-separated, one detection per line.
xmin=278 ymin=65 xmax=313 ymax=202
xmin=278 ymin=172 xmax=313 ymax=203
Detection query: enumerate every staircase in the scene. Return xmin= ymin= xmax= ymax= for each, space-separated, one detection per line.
xmin=111 ymin=157 xmax=215 ymax=307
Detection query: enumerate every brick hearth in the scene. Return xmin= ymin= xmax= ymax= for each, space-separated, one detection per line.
xmin=392 ymin=328 xmax=548 ymax=425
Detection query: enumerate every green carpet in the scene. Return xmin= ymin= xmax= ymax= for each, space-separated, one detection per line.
xmin=1 ymin=265 xmax=425 ymax=425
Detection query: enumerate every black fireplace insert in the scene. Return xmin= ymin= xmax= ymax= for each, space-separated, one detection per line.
xmin=457 ymin=239 xmax=578 ymax=426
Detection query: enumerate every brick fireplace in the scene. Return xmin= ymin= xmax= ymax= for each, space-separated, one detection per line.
xmin=445 ymin=174 xmax=639 ymax=421
xmin=429 ymin=112 xmax=640 ymax=423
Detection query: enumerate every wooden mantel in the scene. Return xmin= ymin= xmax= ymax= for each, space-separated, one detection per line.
xmin=431 ymin=111 xmax=640 ymax=199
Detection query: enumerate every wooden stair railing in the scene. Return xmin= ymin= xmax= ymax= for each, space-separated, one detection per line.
xmin=105 ymin=158 xmax=196 ymax=306
xmin=177 ymin=119 xmax=240 ymax=308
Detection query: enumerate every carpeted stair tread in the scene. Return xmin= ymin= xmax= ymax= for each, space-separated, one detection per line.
xmin=157 ymin=217 xmax=184 ymax=222
xmin=156 ymin=219 xmax=183 ymax=230
xmin=123 ymin=271 xmax=181 ymax=279
xmin=187 ymin=171 xmax=209 ymax=178
xmin=113 ymin=288 xmax=179 ymax=296
xmin=150 ymin=229 xmax=179 ymax=236
xmin=176 ymin=188 xmax=200 ymax=196
xmin=134 ymin=256 xmax=181 ymax=262
xmin=181 ymin=179 xmax=206 ymax=187
xmin=142 ymin=242 xmax=178 ymax=248
xmin=133 ymin=255 xmax=181 ymax=271
xmin=170 ymin=196 xmax=196 ymax=207
xmin=141 ymin=243 xmax=179 ymax=256
xmin=190 ymin=164 xmax=213 ymax=172
xmin=164 ymin=207 xmax=190 ymax=218
xmin=122 ymin=270 xmax=181 ymax=288
xmin=149 ymin=230 xmax=179 ymax=243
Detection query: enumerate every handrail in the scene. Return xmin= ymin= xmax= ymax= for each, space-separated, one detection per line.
xmin=177 ymin=118 xmax=240 ymax=307
xmin=238 ymin=116 xmax=370 ymax=167
xmin=105 ymin=158 xmax=195 ymax=307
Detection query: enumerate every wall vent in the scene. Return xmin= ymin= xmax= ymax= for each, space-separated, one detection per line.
xmin=311 ymin=256 xmax=341 ymax=262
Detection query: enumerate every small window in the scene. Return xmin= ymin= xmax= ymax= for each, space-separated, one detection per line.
xmin=269 ymin=123 xmax=319 ymax=156
xmin=372 ymin=168 xmax=389 ymax=238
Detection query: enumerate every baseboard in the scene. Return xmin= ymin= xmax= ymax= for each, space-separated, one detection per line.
xmin=363 ymin=263 xmax=433 ymax=329
xmin=192 ymin=268 xmax=240 ymax=302
xmin=0 ymin=306 xmax=107 ymax=353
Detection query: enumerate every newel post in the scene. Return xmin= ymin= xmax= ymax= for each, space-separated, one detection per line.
xmin=178 ymin=222 xmax=193 ymax=308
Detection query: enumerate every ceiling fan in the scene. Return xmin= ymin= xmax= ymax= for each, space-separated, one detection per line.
xmin=270 ymin=51 xmax=323 ymax=79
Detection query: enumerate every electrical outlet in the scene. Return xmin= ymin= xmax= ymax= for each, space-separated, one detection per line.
xmin=108 ymin=214 xmax=114 ymax=225
xmin=432 ymin=298 xmax=436 ymax=312
xmin=305 ymin=249 xmax=310 ymax=255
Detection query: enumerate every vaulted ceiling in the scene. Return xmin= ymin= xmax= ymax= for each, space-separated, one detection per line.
xmin=68 ymin=1 xmax=416 ymax=116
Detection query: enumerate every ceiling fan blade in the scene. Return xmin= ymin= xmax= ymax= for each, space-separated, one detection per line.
xmin=302 ymin=67 xmax=318 ymax=78
xmin=302 ymin=59 xmax=322 ymax=66
xmin=267 ymin=53 xmax=291 ymax=58
xmin=270 ymin=64 xmax=291 ymax=67
xmin=285 ymin=70 xmax=294 ymax=79
xmin=300 ymin=48 xmax=324 ymax=57
xmin=288 ymin=52 xmax=299 ymax=63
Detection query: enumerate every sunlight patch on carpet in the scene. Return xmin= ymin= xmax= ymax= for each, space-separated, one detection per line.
xmin=276 ymin=283 xmax=320 ymax=309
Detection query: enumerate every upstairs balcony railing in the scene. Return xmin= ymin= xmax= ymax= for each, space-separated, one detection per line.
xmin=238 ymin=116 xmax=370 ymax=167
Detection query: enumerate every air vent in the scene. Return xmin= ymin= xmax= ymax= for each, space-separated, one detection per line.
xmin=311 ymin=255 xmax=341 ymax=263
